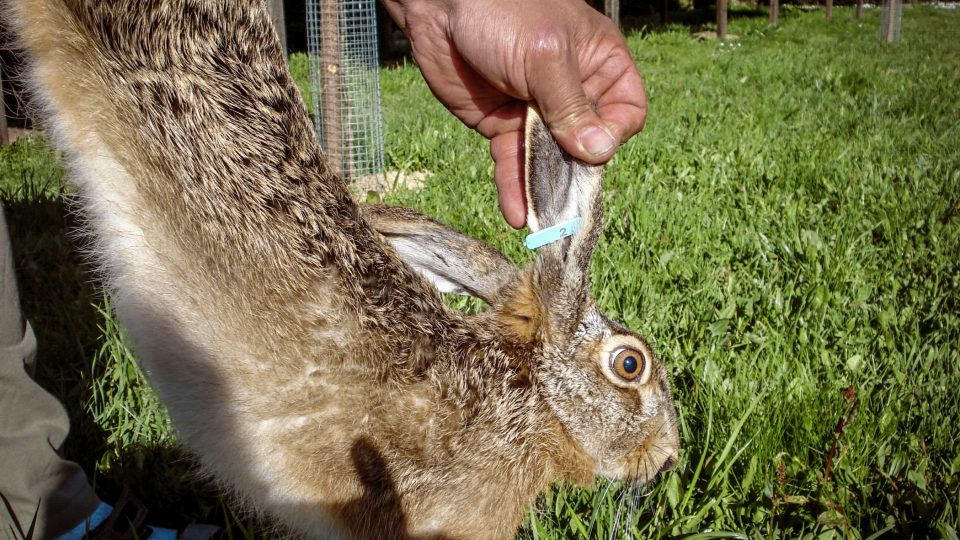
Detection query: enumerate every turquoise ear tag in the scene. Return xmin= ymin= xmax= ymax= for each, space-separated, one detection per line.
xmin=524 ymin=217 xmax=583 ymax=250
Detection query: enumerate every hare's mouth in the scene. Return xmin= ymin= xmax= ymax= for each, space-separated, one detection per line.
xmin=600 ymin=452 xmax=675 ymax=484
xmin=598 ymin=414 xmax=680 ymax=483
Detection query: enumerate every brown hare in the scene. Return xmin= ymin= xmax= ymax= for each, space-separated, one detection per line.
xmin=5 ymin=0 xmax=679 ymax=538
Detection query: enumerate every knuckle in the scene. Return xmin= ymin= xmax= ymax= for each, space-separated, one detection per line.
xmin=527 ymin=27 xmax=570 ymax=62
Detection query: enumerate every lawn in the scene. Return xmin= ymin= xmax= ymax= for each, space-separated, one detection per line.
xmin=2 ymin=5 xmax=958 ymax=539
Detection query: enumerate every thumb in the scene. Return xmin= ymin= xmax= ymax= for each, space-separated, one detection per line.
xmin=528 ymin=54 xmax=617 ymax=164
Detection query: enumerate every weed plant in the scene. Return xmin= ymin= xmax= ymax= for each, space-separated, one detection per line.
xmin=1 ymin=6 xmax=957 ymax=538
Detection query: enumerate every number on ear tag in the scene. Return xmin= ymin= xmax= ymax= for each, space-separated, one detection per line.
xmin=524 ymin=217 xmax=583 ymax=250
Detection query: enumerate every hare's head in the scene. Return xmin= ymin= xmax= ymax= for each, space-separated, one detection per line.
xmin=369 ymin=105 xmax=678 ymax=487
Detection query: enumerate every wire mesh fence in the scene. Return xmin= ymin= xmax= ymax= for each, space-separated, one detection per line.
xmin=306 ymin=0 xmax=384 ymax=180
xmin=881 ymin=0 xmax=903 ymax=43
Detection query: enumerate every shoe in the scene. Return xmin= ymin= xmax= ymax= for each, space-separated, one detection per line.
xmin=58 ymin=487 xmax=220 ymax=540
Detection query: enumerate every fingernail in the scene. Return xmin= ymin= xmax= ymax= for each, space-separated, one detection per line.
xmin=578 ymin=125 xmax=616 ymax=156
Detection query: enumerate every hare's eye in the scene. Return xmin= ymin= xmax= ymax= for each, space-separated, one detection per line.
xmin=611 ymin=348 xmax=646 ymax=382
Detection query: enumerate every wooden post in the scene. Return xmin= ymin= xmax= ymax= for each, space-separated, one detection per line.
xmin=605 ymin=0 xmax=621 ymax=27
xmin=717 ymin=0 xmax=728 ymax=39
xmin=266 ymin=0 xmax=287 ymax=54
xmin=825 ymin=0 xmax=833 ymax=19
xmin=770 ymin=0 xmax=779 ymax=28
xmin=856 ymin=0 xmax=863 ymax=21
xmin=320 ymin=0 xmax=343 ymax=175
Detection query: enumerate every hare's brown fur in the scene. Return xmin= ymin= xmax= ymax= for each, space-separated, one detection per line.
xmin=5 ymin=1 xmax=678 ymax=538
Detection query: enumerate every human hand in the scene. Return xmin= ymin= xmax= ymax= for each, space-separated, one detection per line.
xmin=383 ymin=0 xmax=647 ymax=228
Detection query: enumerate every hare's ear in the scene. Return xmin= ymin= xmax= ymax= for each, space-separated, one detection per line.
xmin=364 ymin=205 xmax=517 ymax=305
xmin=524 ymin=105 xmax=604 ymax=336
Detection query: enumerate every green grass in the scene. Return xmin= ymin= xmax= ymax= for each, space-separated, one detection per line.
xmin=2 ymin=5 xmax=959 ymax=538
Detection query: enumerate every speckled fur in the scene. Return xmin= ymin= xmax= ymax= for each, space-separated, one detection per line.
xmin=4 ymin=1 xmax=678 ymax=538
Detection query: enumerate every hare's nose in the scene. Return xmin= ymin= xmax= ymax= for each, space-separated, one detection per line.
xmin=659 ymin=457 xmax=676 ymax=473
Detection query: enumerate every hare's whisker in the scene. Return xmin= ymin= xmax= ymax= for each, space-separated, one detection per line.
xmin=588 ymin=478 xmax=616 ymax=538
xmin=610 ymin=484 xmax=629 ymax=540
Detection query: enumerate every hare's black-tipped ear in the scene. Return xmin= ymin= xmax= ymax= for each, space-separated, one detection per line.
xmin=525 ymin=106 xmax=603 ymax=236
xmin=364 ymin=205 xmax=517 ymax=305
xmin=524 ymin=105 xmax=604 ymax=335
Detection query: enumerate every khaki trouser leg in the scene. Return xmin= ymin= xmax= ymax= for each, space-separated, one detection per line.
xmin=0 ymin=208 xmax=100 ymax=539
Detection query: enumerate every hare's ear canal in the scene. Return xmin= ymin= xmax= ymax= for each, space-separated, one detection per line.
xmin=524 ymin=105 xmax=605 ymax=333
xmin=364 ymin=205 xmax=517 ymax=305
